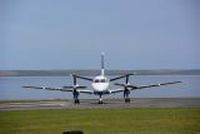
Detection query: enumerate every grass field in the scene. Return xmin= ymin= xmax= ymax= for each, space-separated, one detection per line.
xmin=0 ymin=108 xmax=200 ymax=134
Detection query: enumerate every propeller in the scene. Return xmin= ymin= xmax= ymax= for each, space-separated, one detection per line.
xmin=71 ymin=75 xmax=86 ymax=100
xmin=114 ymin=75 xmax=134 ymax=98
xmin=61 ymin=75 xmax=87 ymax=101
xmin=124 ymin=75 xmax=130 ymax=98
xmin=63 ymin=75 xmax=87 ymax=90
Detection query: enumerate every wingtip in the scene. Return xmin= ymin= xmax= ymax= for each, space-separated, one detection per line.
xmin=22 ymin=85 xmax=27 ymax=88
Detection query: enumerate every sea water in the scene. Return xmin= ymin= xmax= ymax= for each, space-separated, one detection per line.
xmin=0 ymin=75 xmax=199 ymax=100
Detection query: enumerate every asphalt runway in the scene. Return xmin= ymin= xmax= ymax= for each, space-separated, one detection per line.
xmin=0 ymin=98 xmax=200 ymax=111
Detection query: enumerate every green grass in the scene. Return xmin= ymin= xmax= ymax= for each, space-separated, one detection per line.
xmin=0 ymin=108 xmax=200 ymax=134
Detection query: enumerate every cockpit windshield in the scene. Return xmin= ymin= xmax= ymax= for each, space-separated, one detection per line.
xmin=94 ymin=79 xmax=99 ymax=83
xmin=94 ymin=79 xmax=107 ymax=83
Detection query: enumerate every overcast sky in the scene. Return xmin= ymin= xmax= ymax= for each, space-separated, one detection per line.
xmin=0 ymin=0 xmax=199 ymax=70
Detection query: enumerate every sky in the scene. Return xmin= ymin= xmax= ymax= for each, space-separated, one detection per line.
xmin=0 ymin=0 xmax=199 ymax=70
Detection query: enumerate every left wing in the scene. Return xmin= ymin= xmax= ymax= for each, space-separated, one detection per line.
xmin=109 ymin=73 xmax=134 ymax=82
xmin=133 ymin=81 xmax=182 ymax=90
xmin=111 ymin=80 xmax=182 ymax=94
xmin=72 ymin=74 xmax=93 ymax=81
xmin=109 ymin=88 xmax=124 ymax=94
xmin=78 ymin=89 xmax=93 ymax=94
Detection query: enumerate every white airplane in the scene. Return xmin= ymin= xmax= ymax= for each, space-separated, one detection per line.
xmin=23 ymin=53 xmax=182 ymax=104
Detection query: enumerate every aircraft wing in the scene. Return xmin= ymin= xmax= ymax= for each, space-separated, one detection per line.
xmin=133 ymin=81 xmax=182 ymax=90
xmin=72 ymin=74 xmax=93 ymax=81
xmin=22 ymin=85 xmax=93 ymax=94
xmin=109 ymin=88 xmax=124 ymax=94
xmin=112 ymin=81 xmax=182 ymax=93
xmin=22 ymin=86 xmax=73 ymax=92
xmin=77 ymin=89 xmax=93 ymax=94
xmin=109 ymin=73 xmax=134 ymax=81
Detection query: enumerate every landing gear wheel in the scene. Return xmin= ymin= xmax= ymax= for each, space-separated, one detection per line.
xmin=98 ymin=100 xmax=103 ymax=104
xmin=77 ymin=99 xmax=80 ymax=104
xmin=125 ymin=98 xmax=131 ymax=103
xmin=74 ymin=99 xmax=80 ymax=104
xmin=98 ymin=95 xmax=103 ymax=104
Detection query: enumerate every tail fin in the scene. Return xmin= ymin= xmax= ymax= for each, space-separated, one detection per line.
xmin=101 ymin=52 xmax=105 ymax=76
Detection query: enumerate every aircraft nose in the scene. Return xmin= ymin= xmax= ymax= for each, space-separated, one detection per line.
xmin=92 ymin=83 xmax=109 ymax=91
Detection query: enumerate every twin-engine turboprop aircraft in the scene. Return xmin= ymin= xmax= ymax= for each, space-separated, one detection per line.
xmin=23 ymin=53 xmax=182 ymax=104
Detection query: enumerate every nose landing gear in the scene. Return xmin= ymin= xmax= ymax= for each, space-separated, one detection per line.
xmin=98 ymin=95 xmax=103 ymax=104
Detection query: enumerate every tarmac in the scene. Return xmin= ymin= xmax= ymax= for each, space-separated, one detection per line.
xmin=0 ymin=98 xmax=200 ymax=111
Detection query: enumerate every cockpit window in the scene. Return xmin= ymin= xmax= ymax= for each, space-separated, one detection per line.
xmin=94 ymin=79 xmax=107 ymax=83
xmin=94 ymin=79 xmax=100 ymax=83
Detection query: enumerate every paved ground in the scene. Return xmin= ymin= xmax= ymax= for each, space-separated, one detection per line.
xmin=0 ymin=98 xmax=200 ymax=111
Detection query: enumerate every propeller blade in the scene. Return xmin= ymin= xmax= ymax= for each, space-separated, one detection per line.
xmin=126 ymin=75 xmax=129 ymax=84
xmin=76 ymin=86 xmax=87 ymax=89
xmin=73 ymin=75 xmax=77 ymax=85
xmin=127 ymin=85 xmax=138 ymax=89
xmin=114 ymin=83 xmax=125 ymax=87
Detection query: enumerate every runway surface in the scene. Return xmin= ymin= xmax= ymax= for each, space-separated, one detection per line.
xmin=0 ymin=98 xmax=200 ymax=111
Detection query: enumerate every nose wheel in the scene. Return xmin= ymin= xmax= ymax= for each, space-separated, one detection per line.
xmin=98 ymin=95 xmax=103 ymax=104
xmin=98 ymin=99 xmax=103 ymax=104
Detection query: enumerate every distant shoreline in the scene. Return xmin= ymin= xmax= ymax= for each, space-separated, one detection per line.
xmin=0 ymin=69 xmax=200 ymax=77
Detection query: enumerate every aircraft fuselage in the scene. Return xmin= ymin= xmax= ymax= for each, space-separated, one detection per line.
xmin=92 ymin=75 xmax=109 ymax=94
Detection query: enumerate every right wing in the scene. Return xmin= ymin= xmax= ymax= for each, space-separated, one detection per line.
xmin=22 ymin=86 xmax=73 ymax=92
xmin=22 ymin=85 xmax=93 ymax=94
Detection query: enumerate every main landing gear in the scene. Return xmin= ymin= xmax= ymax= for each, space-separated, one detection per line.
xmin=124 ymin=90 xmax=131 ymax=103
xmin=74 ymin=99 xmax=80 ymax=104
xmin=125 ymin=98 xmax=131 ymax=103
xmin=73 ymin=91 xmax=80 ymax=104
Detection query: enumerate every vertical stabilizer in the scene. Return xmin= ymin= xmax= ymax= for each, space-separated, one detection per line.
xmin=101 ymin=52 xmax=105 ymax=76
